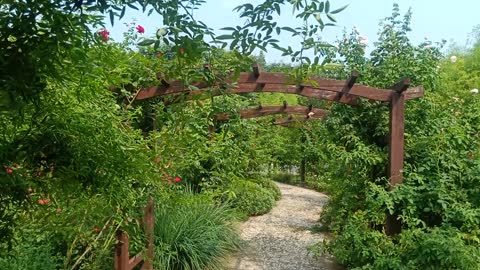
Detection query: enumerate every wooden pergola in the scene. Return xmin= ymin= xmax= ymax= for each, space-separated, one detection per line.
xmin=113 ymin=64 xmax=424 ymax=269
xmin=133 ymin=64 xmax=422 ymax=188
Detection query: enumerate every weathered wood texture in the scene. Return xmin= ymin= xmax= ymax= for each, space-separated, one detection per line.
xmin=216 ymin=106 xmax=329 ymax=120
xmin=142 ymin=198 xmax=154 ymax=270
xmin=385 ymin=80 xmax=409 ymax=236
xmin=134 ymin=67 xmax=423 ymax=105
xmin=114 ymin=198 xmax=155 ymax=270
xmin=388 ymin=79 xmax=409 ymax=187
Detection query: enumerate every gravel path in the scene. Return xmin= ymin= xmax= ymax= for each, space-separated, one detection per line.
xmin=228 ymin=182 xmax=343 ymax=270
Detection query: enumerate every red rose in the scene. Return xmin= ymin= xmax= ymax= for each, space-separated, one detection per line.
xmin=98 ymin=29 xmax=109 ymax=42
xmin=179 ymin=48 xmax=185 ymax=54
xmin=49 ymin=165 xmax=54 ymax=172
xmin=174 ymin=177 xmax=181 ymax=183
xmin=155 ymin=52 xmax=162 ymax=58
xmin=5 ymin=167 xmax=13 ymax=174
xmin=136 ymin=25 xmax=145 ymax=34
xmin=93 ymin=226 xmax=100 ymax=233
xmin=38 ymin=199 xmax=49 ymax=205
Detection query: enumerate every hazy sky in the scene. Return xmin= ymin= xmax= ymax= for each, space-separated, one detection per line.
xmin=107 ymin=0 xmax=480 ymax=62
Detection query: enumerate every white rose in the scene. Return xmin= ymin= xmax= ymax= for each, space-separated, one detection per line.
xmin=359 ymin=36 xmax=368 ymax=46
xmin=450 ymin=56 xmax=458 ymax=63
xmin=471 ymin=88 xmax=479 ymax=94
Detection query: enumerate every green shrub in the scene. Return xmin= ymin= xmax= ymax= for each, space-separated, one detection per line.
xmin=0 ymin=240 xmax=62 ymax=270
xmin=154 ymin=192 xmax=241 ymax=270
xmin=398 ymin=228 xmax=480 ymax=270
xmin=227 ymin=180 xmax=275 ymax=216
xmin=248 ymin=177 xmax=281 ymax=201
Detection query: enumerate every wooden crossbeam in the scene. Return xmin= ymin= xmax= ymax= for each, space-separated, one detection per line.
xmin=335 ymin=71 xmax=359 ymax=101
xmin=391 ymin=78 xmax=411 ymax=93
xmin=216 ymin=106 xmax=329 ymax=120
xmin=133 ymin=66 xmax=423 ymax=103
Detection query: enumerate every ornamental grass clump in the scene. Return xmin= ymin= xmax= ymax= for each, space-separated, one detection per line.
xmin=154 ymin=192 xmax=241 ymax=270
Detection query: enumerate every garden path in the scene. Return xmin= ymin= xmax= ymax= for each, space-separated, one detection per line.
xmin=228 ymin=182 xmax=343 ymax=270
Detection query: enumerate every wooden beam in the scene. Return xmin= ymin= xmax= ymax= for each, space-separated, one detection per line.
xmin=335 ymin=71 xmax=359 ymax=101
xmin=142 ymin=197 xmax=154 ymax=270
xmin=129 ymin=254 xmax=143 ymax=269
xmin=114 ymin=231 xmax=130 ymax=270
xmin=388 ymin=92 xmax=405 ymax=186
xmin=216 ymin=106 xmax=330 ymax=120
xmin=252 ymin=63 xmax=261 ymax=78
xmin=391 ymin=78 xmax=411 ymax=93
xmin=129 ymin=70 xmax=423 ymax=103
xmin=403 ymin=86 xmax=424 ymax=100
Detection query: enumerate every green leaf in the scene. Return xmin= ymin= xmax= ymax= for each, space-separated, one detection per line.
xmin=137 ymin=39 xmax=156 ymax=46
xmin=216 ymin=35 xmax=233 ymax=40
xmin=109 ymin=10 xmax=114 ymax=26
xmin=120 ymin=6 xmax=126 ymax=20
xmin=318 ymin=2 xmax=324 ymax=12
xmin=220 ymin=27 xmax=236 ymax=31
xmin=330 ymin=4 xmax=348 ymax=14
xmin=325 ymin=1 xmax=330 ymax=13
xmin=281 ymin=27 xmax=297 ymax=33
xmin=326 ymin=14 xmax=336 ymax=23
xmin=156 ymin=28 xmax=168 ymax=38
xmin=127 ymin=3 xmax=139 ymax=11
xmin=274 ymin=3 xmax=281 ymax=15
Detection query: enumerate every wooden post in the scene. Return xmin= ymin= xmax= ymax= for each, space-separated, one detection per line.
xmin=386 ymin=79 xmax=409 ymax=235
xmin=114 ymin=231 xmax=130 ymax=270
xmin=388 ymin=92 xmax=405 ymax=187
xmin=142 ymin=197 xmax=155 ymax=270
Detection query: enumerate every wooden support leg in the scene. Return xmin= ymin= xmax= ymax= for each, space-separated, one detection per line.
xmin=388 ymin=92 xmax=405 ymax=187
xmin=142 ymin=197 xmax=155 ymax=270
xmin=386 ymin=92 xmax=405 ymax=235
xmin=115 ymin=231 xmax=130 ymax=270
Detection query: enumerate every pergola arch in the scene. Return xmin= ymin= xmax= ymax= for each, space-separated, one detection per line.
xmin=124 ymin=63 xmax=424 ymax=237
xmin=132 ymin=64 xmax=422 ymax=189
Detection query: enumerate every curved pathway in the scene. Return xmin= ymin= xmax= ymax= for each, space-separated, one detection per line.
xmin=228 ymin=182 xmax=343 ymax=270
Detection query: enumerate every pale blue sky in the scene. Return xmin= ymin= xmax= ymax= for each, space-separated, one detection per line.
xmin=107 ymin=0 xmax=480 ymax=62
